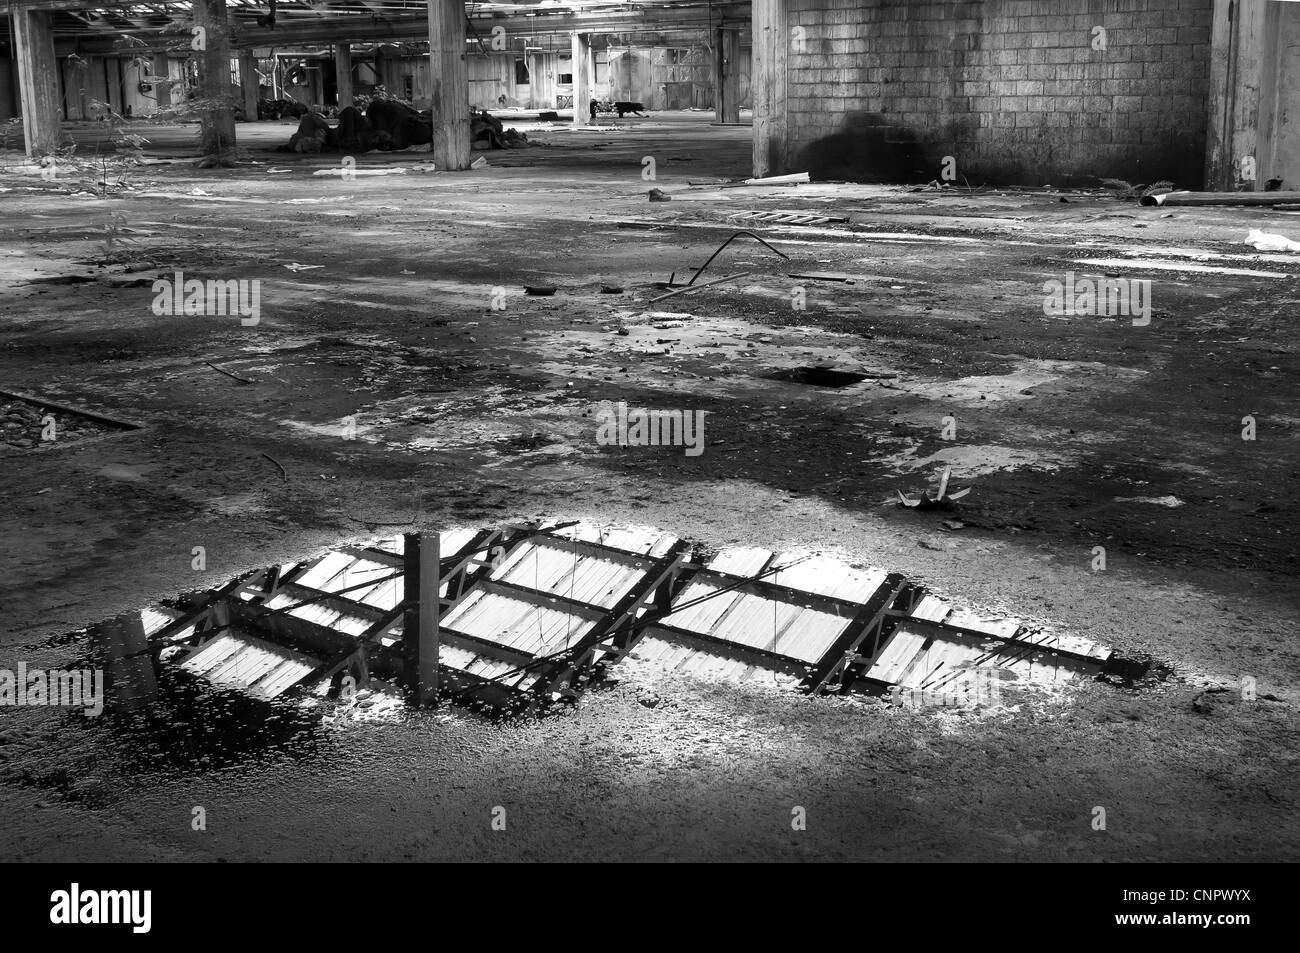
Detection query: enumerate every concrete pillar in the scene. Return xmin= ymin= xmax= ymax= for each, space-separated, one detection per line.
xmin=752 ymin=0 xmax=789 ymax=177
xmin=93 ymin=612 xmax=157 ymax=713
xmin=428 ymin=0 xmax=471 ymax=170
xmin=335 ymin=43 xmax=353 ymax=109
xmin=572 ymin=32 xmax=592 ymax=127
xmin=192 ymin=0 xmax=238 ymax=159
xmin=238 ymin=51 xmax=259 ymax=120
xmin=715 ymin=27 xmax=741 ymax=124
xmin=403 ymin=532 xmax=440 ymax=706
xmin=10 ymin=8 xmax=61 ymax=156
xmin=151 ymin=53 xmax=172 ymax=113
xmin=6 ymin=55 xmax=20 ymax=122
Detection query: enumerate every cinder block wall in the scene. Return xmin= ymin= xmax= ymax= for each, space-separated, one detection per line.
xmin=784 ymin=0 xmax=1213 ymax=187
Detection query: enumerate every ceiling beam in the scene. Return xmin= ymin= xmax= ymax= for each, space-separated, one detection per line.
xmin=17 ymin=1 xmax=751 ymax=53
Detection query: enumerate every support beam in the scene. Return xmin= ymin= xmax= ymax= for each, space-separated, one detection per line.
xmin=334 ymin=42 xmax=353 ymax=109
xmin=571 ymin=31 xmax=592 ymax=127
xmin=751 ymin=0 xmax=788 ymax=177
xmin=715 ymin=26 xmax=741 ymax=124
xmin=428 ymin=0 xmax=471 ymax=170
xmin=403 ymin=533 xmax=440 ymax=705
xmin=1205 ymin=0 xmax=1278 ymax=191
xmin=192 ymin=0 xmax=238 ymax=160
xmin=10 ymin=8 xmax=62 ymax=156
xmin=238 ymin=50 xmax=259 ymax=120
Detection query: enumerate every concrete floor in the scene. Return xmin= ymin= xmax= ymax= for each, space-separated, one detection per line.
xmin=0 ymin=113 xmax=1297 ymax=861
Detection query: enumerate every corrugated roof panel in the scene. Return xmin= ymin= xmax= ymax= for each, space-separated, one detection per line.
xmin=180 ymin=632 xmax=318 ymax=700
xmin=769 ymin=605 xmax=852 ymax=663
xmin=661 ymin=579 xmax=742 ymax=633
xmin=945 ymin=607 xmax=1020 ymax=639
xmin=707 ymin=592 xmax=805 ymax=656
xmin=866 ymin=627 xmax=932 ymax=684
xmin=141 ymin=607 xmax=178 ymax=637
xmin=634 ymin=631 xmax=805 ymax=687
xmin=257 ymin=658 xmax=319 ymax=699
xmin=258 ymin=591 xmax=372 ymax=637
xmin=495 ymin=541 xmax=577 ymax=593
xmin=707 ymin=548 xmax=772 ymax=576
xmin=869 ymin=624 xmax=1087 ymax=697
xmin=910 ymin=594 xmax=952 ymax=623
xmin=335 ymin=559 xmax=400 ymax=603
xmin=568 ymin=553 xmax=642 ymax=608
xmin=356 ymin=574 xmax=402 ymax=611
xmin=768 ymin=555 xmax=888 ymax=604
xmin=295 ymin=550 xmax=356 ymax=592
xmin=565 ymin=523 xmax=678 ymax=557
xmin=493 ymin=539 xmax=644 ymax=611
xmin=444 ymin=589 xmax=595 ymax=659
xmin=441 ymin=527 xmax=480 ymax=557
xmin=903 ymin=595 xmax=1109 ymax=663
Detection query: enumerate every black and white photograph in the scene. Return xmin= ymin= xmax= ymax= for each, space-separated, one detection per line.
xmin=0 ymin=0 xmax=1291 ymax=911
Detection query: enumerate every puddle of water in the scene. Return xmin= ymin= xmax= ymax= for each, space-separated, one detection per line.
xmin=21 ymin=522 xmax=1126 ymax=741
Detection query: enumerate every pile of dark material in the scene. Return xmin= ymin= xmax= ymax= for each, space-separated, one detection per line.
xmin=281 ymin=102 xmax=528 ymax=154
xmin=257 ymin=98 xmax=310 ymax=121
xmin=470 ymin=109 xmax=528 ymax=149
xmin=593 ymin=100 xmax=648 ymax=118
xmin=283 ymin=100 xmax=430 ymax=153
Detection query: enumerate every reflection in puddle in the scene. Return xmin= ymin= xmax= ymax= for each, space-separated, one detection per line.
xmin=47 ymin=520 xmax=1114 ymax=732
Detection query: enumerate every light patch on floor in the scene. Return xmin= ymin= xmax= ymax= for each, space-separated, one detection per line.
xmin=95 ymin=463 xmax=154 ymax=483
xmin=280 ymin=416 xmax=377 ymax=441
xmin=900 ymin=358 xmax=1146 ymax=407
xmin=1074 ymin=257 xmax=1292 ymax=279
xmin=883 ymin=443 xmax=1075 ymax=478
xmin=203 ymin=491 xmax=274 ymax=517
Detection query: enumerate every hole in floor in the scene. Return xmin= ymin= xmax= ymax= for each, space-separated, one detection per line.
xmin=764 ymin=366 xmax=870 ymax=388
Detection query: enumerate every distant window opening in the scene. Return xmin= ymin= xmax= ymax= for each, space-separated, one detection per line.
xmin=515 ymin=58 xmax=530 ymax=85
xmin=402 ymin=75 xmax=413 ymax=99
xmin=558 ymin=72 xmax=573 ymax=84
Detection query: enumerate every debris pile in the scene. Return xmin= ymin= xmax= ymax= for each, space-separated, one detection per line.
xmin=471 ymin=109 xmax=529 ymax=149
xmin=257 ymin=98 xmax=310 ymax=121
xmin=281 ymin=103 xmax=528 ymax=154
xmin=1 ymin=397 xmax=119 ymax=450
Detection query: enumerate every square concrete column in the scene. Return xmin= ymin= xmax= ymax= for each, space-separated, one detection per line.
xmin=152 ymin=53 xmax=172 ymax=113
xmin=752 ymin=0 xmax=789 ymax=177
xmin=428 ymin=0 xmax=471 ymax=170
xmin=192 ymin=0 xmax=238 ymax=160
xmin=715 ymin=27 xmax=741 ymax=124
xmin=572 ymin=32 xmax=592 ymax=128
xmin=10 ymin=8 xmax=61 ymax=156
xmin=334 ymin=43 xmax=353 ymax=109
xmin=238 ymin=51 xmax=259 ymax=120
xmin=403 ymin=532 xmax=440 ymax=706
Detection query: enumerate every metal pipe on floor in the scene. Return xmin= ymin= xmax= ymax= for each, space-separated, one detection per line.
xmin=1141 ymin=190 xmax=1300 ymax=207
